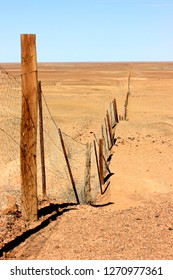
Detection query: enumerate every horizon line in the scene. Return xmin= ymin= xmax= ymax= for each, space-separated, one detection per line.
xmin=1 ymin=60 xmax=173 ymax=64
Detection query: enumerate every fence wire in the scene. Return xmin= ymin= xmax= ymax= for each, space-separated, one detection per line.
xmin=0 ymin=66 xmax=21 ymax=212
xmin=37 ymin=89 xmax=99 ymax=204
xmin=0 ymin=65 xmax=99 ymax=214
xmin=36 ymin=93 xmax=71 ymax=202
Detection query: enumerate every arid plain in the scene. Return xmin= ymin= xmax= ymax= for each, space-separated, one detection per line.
xmin=0 ymin=62 xmax=173 ymax=259
xmin=36 ymin=62 xmax=173 ymax=209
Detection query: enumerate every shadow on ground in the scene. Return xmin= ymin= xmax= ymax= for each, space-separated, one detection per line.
xmin=0 ymin=202 xmax=77 ymax=258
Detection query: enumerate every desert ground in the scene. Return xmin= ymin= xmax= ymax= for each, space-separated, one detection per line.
xmin=0 ymin=62 xmax=173 ymax=259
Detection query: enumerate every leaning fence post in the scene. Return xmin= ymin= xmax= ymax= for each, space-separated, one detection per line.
xmin=84 ymin=143 xmax=92 ymax=204
xmin=94 ymin=132 xmax=111 ymax=174
xmin=110 ymin=101 xmax=113 ymax=128
xmin=101 ymin=124 xmax=107 ymax=155
xmin=20 ymin=34 xmax=38 ymax=221
xmin=38 ymin=81 xmax=46 ymax=198
xmin=104 ymin=117 xmax=110 ymax=151
xmin=58 ymin=128 xmax=80 ymax=204
xmin=101 ymin=124 xmax=108 ymax=171
xmin=106 ymin=110 xmax=113 ymax=148
xmin=99 ymin=139 xmax=104 ymax=186
xmin=113 ymin=98 xmax=119 ymax=124
xmin=94 ymin=140 xmax=103 ymax=195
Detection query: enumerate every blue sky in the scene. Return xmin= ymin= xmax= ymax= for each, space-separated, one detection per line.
xmin=0 ymin=0 xmax=173 ymax=62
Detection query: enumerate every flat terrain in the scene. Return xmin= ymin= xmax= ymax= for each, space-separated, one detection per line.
xmin=0 ymin=62 xmax=173 ymax=259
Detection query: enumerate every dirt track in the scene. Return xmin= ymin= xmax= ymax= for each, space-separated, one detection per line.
xmin=0 ymin=62 xmax=173 ymax=259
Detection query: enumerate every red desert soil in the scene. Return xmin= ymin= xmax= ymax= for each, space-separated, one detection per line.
xmin=0 ymin=62 xmax=173 ymax=259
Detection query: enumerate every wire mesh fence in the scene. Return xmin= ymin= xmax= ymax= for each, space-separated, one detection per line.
xmin=37 ymin=88 xmax=100 ymax=205
xmin=0 ymin=63 xmax=120 ymax=257
xmin=0 ymin=66 xmax=21 ymax=212
xmin=0 ymin=65 xmax=119 ymax=215
xmin=0 ymin=65 xmax=102 ymax=215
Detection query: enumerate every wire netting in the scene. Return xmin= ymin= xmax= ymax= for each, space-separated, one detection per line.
xmin=0 ymin=67 xmax=21 ymax=211
xmin=37 ymin=90 xmax=99 ymax=204
xmin=0 ymin=65 xmax=100 ymax=215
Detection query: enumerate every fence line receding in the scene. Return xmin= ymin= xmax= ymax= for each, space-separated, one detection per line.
xmin=0 ymin=34 xmax=120 ymax=227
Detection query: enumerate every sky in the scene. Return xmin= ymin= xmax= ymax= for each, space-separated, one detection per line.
xmin=0 ymin=0 xmax=173 ymax=62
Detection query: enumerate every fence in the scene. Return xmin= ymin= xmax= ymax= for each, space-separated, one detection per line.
xmin=124 ymin=73 xmax=131 ymax=121
xmin=0 ymin=34 xmax=120 ymax=226
xmin=37 ymin=87 xmax=118 ymax=205
xmin=0 ymin=66 xmax=21 ymax=211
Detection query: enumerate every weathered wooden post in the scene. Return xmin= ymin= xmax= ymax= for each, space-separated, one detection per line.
xmin=20 ymin=34 xmax=38 ymax=221
xmin=113 ymin=98 xmax=119 ymax=124
xmin=106 ymin=110 xmax=113 ymax=148
xmin=93 ymin=140 xmax=103 ymax=195
xmin=104 ymin=117 xmax=110 ymax=151
xmin=101 ymin=124 xmax=108 ymax=170
xmin=99 ymin=138 xmax=104 ymax=186
xmin=109 ymin=102 xmax=113 ymax=128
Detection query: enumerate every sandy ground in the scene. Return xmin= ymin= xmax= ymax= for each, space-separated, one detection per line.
xmin=0 ymin=62 xmax=173 ymax=259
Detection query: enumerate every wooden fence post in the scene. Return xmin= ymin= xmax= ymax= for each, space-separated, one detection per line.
xmin=93 ymin=132 xmax=111 ymax=174
xmin=84 ymin=143 xmax=92 ymax=204
xmin=93 ymin=140 xmax=103 ymax=194
xmin=104 ymin=118 xmax=110 ymax=151
xmin=20 ymin=34 xmax=38 ymax=221
xmin=113 ymin=98 xmax=119 ymax=124
xmin=101 ymin=124 xmax=106 ymax=155
xmin=38 ymin=81 xmax=46 ymax=198
xmin=58 ymin=128 xmax=80 ymax=204
xmin=101 ymin=124 xmax=108 ymax=170
xmin=124 ymin=74 xmax=131 ymax=120
xmin=99 ymin=139 xmax=104 ymax=186
xmin=106 ymin=110 xmax=113 ymax=148
xmin=109 ymin=102 xmax=113 ymax=128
